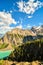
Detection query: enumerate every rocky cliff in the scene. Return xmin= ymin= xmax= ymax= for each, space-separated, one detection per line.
xmin=31 ymin=25 xmax=43 ymax=35
xmin=0 ymin=28 xmax=36 ymax=45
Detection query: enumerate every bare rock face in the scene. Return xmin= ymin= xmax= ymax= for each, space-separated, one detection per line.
xmin=31 ymin=25 xmax=43 ymax=35
xmin=0 ymin=28 xmax=36 ymax=45
xmin=32 ymin=61 xmax=40 ymax=65
xmin=0 ymin=60 xmax=41 ymax=65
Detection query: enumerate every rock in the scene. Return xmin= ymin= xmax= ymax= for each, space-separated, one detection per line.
xmin=32 ymin=61 xmax=41 ymax=65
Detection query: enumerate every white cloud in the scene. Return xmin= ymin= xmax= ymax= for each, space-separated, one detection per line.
xmin=0 ymin=26 xmax=14 ymax=34
xmin=16 ymin=24 xmax=22 ymax=29
xmin=28 ymin=16 xmax=32 ymax=18
xmin=0 ymin=12 xmax=17 ymax=25
xmin=10 ymin=10 xmax=13 ymax=13
xmin=17 ymin=0 xmax=24 ymax=12
xmin=23 ymin=24 xmax=31 ymax=29
xmin=17 ymin=0 xmax=43 ymax=15
xmin=0 ymin=11 xmax=17 ymax=34
xmin=27 ymin=24 xmax=31 ymax=28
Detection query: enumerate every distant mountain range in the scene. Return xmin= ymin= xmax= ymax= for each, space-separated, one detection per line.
xmin=0 ymin=25 xmax=43 ymax=45
xmin=31 ymin=25 xmax=43 ymax=35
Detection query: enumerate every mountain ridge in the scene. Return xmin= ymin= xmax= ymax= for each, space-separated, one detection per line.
xmin=31 ymin=25 xmax=43 ymax=35
xmin=0 ymin=25 xmax=43 ymax=46
xmin=0 ymin=28 xmax=36 ymax=45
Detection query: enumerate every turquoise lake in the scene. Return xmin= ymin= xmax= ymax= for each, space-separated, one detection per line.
xmin=0 ymin=50 xmax=12 ymax=59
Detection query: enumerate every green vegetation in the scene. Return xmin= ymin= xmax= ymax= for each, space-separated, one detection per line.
xmin=0 ymin=60 xmax=4 ymax=65
xmin=8 ymin=38 xmax=43 ymax=62
xmin=0 ymin=43 xmax=8 ymax=49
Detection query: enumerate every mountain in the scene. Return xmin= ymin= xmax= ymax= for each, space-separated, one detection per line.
xmin=31 ymin=25 xmax=43 ymax=35
xmin=0 ymin=28 xmax=36 ymax=45
xmin=0 ymin=25 xmax=43 ymax=46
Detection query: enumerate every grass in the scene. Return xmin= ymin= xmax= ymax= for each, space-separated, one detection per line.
xmin=0 ymin=43 xmax=8 ymax=49
xmin=0 ymin=60 xmax=4 ymax=65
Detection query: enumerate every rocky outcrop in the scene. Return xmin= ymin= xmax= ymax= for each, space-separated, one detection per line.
xmin=31 ymin=25 xmax=43 ymax=35
xmin=0 ymin=28 xmax=36 ymax=45
xmin=0 ymin=25 xmax=43 ymax=46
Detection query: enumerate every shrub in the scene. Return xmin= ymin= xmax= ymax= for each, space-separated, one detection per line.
xmin=8 ymin=39 xmax=43 ymax=62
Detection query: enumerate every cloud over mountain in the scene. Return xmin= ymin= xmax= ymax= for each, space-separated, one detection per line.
xmin=16 ymin=24 xmax=22 ymax=29
xmin=0 ymin=11 xmax=17 ymax=34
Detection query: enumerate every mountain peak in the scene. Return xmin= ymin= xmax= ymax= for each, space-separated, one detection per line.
xmin=0 ymin=28 xmax=36 ymax=45
xmin=31 ymin=25 xmax=43 ymax=35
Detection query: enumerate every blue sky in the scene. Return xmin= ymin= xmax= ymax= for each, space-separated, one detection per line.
xmin=0 ymin=0 xmax=43 ymax=33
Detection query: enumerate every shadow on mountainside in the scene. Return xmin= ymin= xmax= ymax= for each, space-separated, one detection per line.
xmin=8 ymin=39 xmax=43 ymax=62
